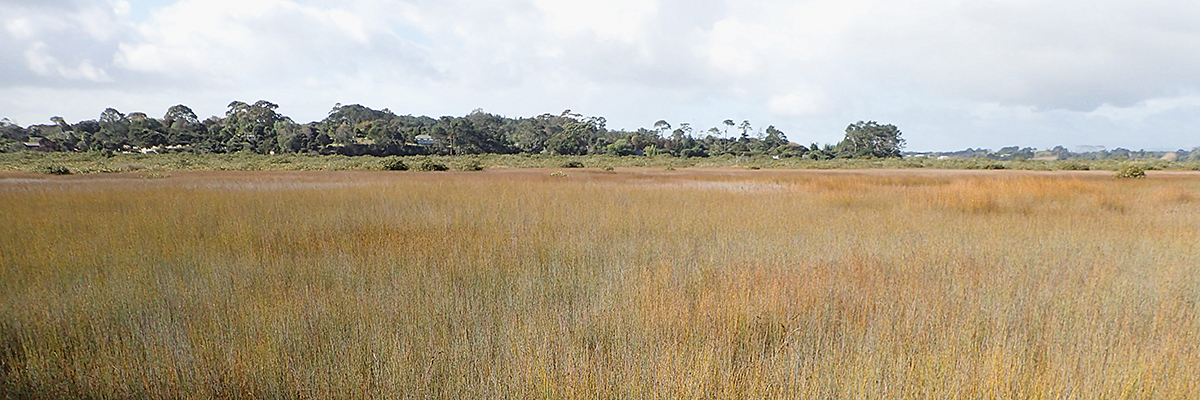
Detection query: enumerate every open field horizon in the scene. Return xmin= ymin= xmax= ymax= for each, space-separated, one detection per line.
xmin=2 ymin=168 xmax=1199 ymax=398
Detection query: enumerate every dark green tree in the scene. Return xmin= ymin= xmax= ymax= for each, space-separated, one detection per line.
xmin=836 ymin=121 xmax=904 ymax=158
xmin=163 ymin=104 xmax=202 ymax=145
xmin=96 ymin=108 xmax=129 ymax=150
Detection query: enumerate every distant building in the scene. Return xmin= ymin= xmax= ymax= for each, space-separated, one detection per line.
xmin=23 ymin=138 xmax=56 ymax=151
xmin=415 ymin=134 xmax=436 ymax=146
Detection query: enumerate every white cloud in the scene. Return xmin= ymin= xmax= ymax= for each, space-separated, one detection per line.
xmin=1087 ymin=95 xmax=1200 ymax=123
xmin=4 ymin=0 xmax=1200 ymax=150
xmin=532 ymin=0 xmax=657 ymax=43
xmin=23 ymin=41 xmax=112 ymax=82
xmin=768 ymin=92 xmax=826 ymax=117
xmin=111 ymin=0 xmax=132 ymax=16
xmin=114 ymin=0 xmax=379 ymax=82
xmin=4 ymin=18 xmax=34 ymax=38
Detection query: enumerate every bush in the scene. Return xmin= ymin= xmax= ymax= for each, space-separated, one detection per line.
xmin=1059 ymin=162 xmax=1090 ymax=171
xmin=966 ymin=162 xmax=1006 ymax=170
xmin=39 ymin=164 xmax=71 ymax=175
xmin=601 ymin=165 xmax=614 ymax=172
xmin=1115 ymin=164 xmax=1146 ymax=179
xmin=561 ymin=160 xmax=585 ymax=168
xmin=416 ymin=160 xmax=448 ymax=171
xmin=459 ymin=159 xmax=484 ymax=171
xmin=379 ymin=158 xmax=409 ymax=171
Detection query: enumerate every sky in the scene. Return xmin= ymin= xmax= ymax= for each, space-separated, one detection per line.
xmin=3 ymin=0 xmax=1200 ymax=151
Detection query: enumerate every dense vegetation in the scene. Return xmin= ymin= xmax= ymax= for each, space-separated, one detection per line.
xmin=3 ymin=151 xmax=1199 ymax=177
xmin=2 ymin=101 xmax=907 ymax=159
xmin=912 ymin=145 xmax=1200 ymax=162
xmin=8 ymin=101 xmax=1196 ymax=165
xmin=2 ymin=169 xmax=1198 ymax=398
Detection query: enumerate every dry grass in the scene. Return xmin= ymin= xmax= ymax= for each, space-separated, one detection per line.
xmin=2 ymin=168 xmax=1199 ymax=398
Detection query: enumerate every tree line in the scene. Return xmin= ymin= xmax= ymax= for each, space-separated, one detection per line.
xmin=0 ymin=101 xmax=905 ymax=159
xmin=912 ymin=145 xmax=1200 ymax=162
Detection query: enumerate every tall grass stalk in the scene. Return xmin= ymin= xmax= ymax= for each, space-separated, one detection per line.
xmin=1 ymin=169 xmax=1198 ymax=398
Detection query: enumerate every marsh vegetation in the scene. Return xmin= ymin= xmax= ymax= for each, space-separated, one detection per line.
xmin=1 ymin=168 xmax=1198 ymax=398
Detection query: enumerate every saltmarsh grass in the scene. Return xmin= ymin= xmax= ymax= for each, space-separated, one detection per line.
xmin=3 ymin=151 xmax=1200 ymax=174
xmin=1 ymin=169 xmax=1199 ymax=398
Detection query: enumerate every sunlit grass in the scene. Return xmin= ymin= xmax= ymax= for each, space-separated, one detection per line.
xmin=2 ymin=169 xmax=1198 ymax=398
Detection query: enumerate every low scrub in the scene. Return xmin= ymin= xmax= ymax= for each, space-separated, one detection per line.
xmin=415 ymin=159 xmax=448 ymax=171
xmin=37 ymin=164 xmax=70 ymax=175
xmin=378 ymin=158 xmax=409 ymax=171
xmin=1115 ymin=164 xmax=1147 ymax=179
xmin=5 ymin=152 xmax=1200 ymax=174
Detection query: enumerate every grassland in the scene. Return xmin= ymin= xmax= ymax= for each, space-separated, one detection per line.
xmin=3 ymin=151 xmax=1200 ymax=175
xmin=2 ymin=168 xmax=1199 ymax=398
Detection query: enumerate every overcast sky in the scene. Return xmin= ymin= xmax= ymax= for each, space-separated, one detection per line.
xmin=2 ymin=0 xmax=1199 ymax=151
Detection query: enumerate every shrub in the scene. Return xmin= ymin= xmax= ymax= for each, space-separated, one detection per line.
xmin=1059 ymin=162 xmax=1090 ymax=171
xmin=966 ymin=162 xmax=1006 ymax=170
xmin=459 ymin=159 xmax=484 ymax=171
xmin=416 ymin=160 xmax=448 ymax=171
xmin=601 ymin=165 xmax=614 ymax=172
xmin=39 ymin=165 xmax=71 ymax=175
xmin=561 ymin=161 xmax=585 ymax=168
xmin=1115 ymin=164 xmax=1146 ymax=179
xmin=379 ymin=158 xmax=409 ymax=171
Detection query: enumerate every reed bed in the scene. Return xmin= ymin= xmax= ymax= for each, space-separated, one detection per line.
xmin=1 ymin=168 xmax=1198 ymax=398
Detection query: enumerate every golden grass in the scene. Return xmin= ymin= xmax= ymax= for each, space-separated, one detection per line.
xmin=2 ymin=168 xmax=1199 ymax=398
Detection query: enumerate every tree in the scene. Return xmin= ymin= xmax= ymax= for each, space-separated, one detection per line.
xmin=723 ymin=119 xmax=734 ymax=137
xmin=221 ymin=100 xmax=286 ymax=153
xmin=1050 ymin=145 xmax=1070 ymax=160
xmin=836 ymin=121 xmax=904 ymax=158
xmin=545 ymin=121 xmax=591 ymax=155
xmin=653 ymin=120 xmax=671 ymax=137
xmin=95 ymin=108 xmax=129 ymax=150
xmin=764 ymin=125 xmax=787 ymax=148
xmin=738 ymin=120 xmax=752 ymax=140
xmin=50 ymin=116 xmax=71 ymax=133
xmin=164 ymin=104 xmax=202 ymax=145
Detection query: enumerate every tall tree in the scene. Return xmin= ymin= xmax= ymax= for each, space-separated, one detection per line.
xmin=653 ymin=120 xmax=671 ymax=137
xmin=836 ymin=121 xmax=904 ymax=158
xmin=96 ymin=108 xmax=129 ymax=150
xmin=738 ymin=120 xmax=752 ymax=140
xmin=163 ymin=104 xmax=202 ymax=144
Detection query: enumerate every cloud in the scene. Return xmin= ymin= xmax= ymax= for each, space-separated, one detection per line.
xmin=24 ymin=41 xmax=113 ymax=82
xmin=767 ymin=92 xmax=826 ymax=117
xmin=113 ymin=0 xmax=382 ymax=83
xmin=1087 ymin=95 xmax=1200 ymax=123
xmin=532 ymin=0 xmax=657 ymax=43
xmin=4 ymin=0 xmax=1200 ymax=150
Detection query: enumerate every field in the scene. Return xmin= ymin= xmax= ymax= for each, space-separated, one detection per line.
xmin=3 ymin=151 xmax=1200 ymax=175
xmin=2 ymin=168 xmax=1199 ymax=398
